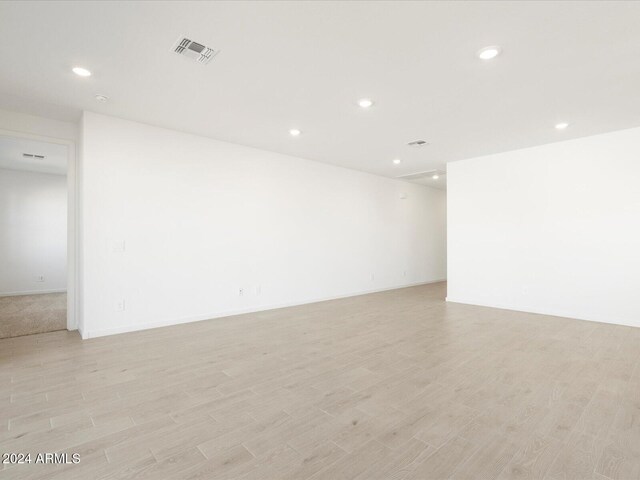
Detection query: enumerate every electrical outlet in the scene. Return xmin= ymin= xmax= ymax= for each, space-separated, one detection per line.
xmin=255 ymin=285 xmax=261 ymax=295
xmin=35 ymin=275 xmax=45 ymax=282
xmin=403 ymin=270 xmax=407 ymax=277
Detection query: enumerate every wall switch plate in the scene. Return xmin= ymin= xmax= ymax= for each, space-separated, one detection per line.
xmin=238 ymin=288 xmax=244 ymax=296
xmin=116 ymin=300 xmax=126 ymax=311
xmin=255 ymin=285 xmax=261 ymax=295
xmin=112 ymin=241 xmax=126 ymax=253
xmin=35 ymin=275 xmax=45 ymax=282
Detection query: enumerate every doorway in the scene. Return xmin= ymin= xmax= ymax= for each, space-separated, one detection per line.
xmin=0 ymin=135 xmax=71 ymax=338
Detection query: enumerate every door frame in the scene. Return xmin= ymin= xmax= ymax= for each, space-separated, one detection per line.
xmin=0 ymin=128 xmax=79 ymax=332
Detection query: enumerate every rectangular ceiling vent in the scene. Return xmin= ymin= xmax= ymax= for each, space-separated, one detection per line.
xmin=172 ymin=36 xmax=218 ymax=64
xmin=397 ymin=169 xmax=445 ymax=181
xmin=23 ymin=153 xmax=45 ymax=159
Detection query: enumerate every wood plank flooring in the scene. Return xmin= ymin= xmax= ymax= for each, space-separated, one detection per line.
xmin=1 ymin=282 xmax=639 ymax=479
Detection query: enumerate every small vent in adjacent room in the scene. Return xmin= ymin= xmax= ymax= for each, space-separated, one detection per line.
xmin=407 ymin=140 xmax=429 ymax=147
xmin=23 ymin=153 xmax=45 ymax=159
xmin=172 ymin=36 xmax=219 ymax=64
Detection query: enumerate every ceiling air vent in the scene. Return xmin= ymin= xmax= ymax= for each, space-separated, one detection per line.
xmin=407 ymin=140 xmax=429 ymax=147
xmin=23 ymin=153 xmax=45 ymax=159
xmin=172 ymin=36 xmax=218 ymax=64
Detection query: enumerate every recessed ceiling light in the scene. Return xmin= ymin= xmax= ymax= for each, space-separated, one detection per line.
xmin=432 ymin=174 xmax=440 ymax=180
xmin=393 ymin=158 xmax=401 ymax=165
xmin=289 ymin=128 xmax=301 ymax=136
xmin=72 ymin=67 xmax=92 ymax=77
xmin=358 ymin=98 xmax=374 ymax=108
xmin=555 ymin=122 xmax=569 ymax=130
xmin=477 ymin=46 xmax=501 ymax=60
xmin=95 ymin=94 xmax=108 ymax=103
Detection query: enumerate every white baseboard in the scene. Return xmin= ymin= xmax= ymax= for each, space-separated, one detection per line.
xmin=82 ymin=279 xmax=447 ymax=339
xmin=0 ymin=289 xmax=67 ymax=297
xmin=446 ymin=296 xmax=640 ymax=329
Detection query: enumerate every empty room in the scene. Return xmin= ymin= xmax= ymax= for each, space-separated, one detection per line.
xmin=0 ymin=1 xmax=639 ymax=479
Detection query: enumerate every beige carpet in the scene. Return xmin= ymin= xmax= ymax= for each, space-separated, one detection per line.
xmin=0 ymin=292 xmax=66 ymax=338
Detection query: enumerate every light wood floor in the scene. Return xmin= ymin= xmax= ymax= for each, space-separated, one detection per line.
xmin=1 ymin=282 xmax=639 ymax=479
xmin=0 ymin=293 xmax=66 ymax=339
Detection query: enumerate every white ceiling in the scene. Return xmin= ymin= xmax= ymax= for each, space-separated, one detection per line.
xmin=0 ymin=1 xmax=639 ymax=189
xmin=0 ymin=136 xmax=67 ymax=175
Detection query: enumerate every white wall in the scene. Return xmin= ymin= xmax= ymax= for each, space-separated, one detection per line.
xmin=81 ymin=112 xmax=446 ymax=338
xmin=0 ymin=109 xmax=78 ymax=141
xmin=0 ymin=168 xmax=67 ymax=295
xmin=447 ymin=126 xmax=640 ymax=328
xmin=0 ymin=108 xmax=77 ymax=142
